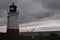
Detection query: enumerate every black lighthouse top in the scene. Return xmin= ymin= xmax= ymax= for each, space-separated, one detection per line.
xmin=9 ymin=2 xmax=17 ymax=12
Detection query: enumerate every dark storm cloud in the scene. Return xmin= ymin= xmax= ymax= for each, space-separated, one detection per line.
xmin=17 ymin=0 xmax=54 ymax=24
xmin=0 ymin=0 xmax=18 ymax=10
xmin=0 ymin=0 xmax=59 ymax=25
xmin=42 ymin=0 xmax=60 ymax=10
xmin=0 ymin=0 xmax=55 ymax=24
xmin=0 ymin=10 xmax=7 ymax=26
xmin=0 ymin=10 xmax=7 ymax=17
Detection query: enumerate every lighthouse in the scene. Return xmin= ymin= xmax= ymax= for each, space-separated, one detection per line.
xmin=7 ymin=2 xmax=19 ymax=35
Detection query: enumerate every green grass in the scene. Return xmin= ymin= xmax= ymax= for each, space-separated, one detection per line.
xmin=0 ymin=33 xmax=60 ymax=40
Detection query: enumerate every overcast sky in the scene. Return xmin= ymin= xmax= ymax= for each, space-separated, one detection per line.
xmin=0 ymin=0 xmax=60 ymax=26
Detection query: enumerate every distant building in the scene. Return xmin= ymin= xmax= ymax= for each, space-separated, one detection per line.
xmin=7 ymin=2 xmax=19 ymax=35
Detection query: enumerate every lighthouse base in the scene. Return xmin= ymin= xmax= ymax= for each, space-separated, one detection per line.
xmin=7 ymin=29 xmax=19 ymax=35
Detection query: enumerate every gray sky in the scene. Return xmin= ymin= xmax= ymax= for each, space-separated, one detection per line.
xmin=0 ymin=0 xmax=60 ymax=26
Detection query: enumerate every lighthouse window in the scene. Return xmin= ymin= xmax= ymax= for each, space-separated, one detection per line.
xmin=10 ymin=8 xmax=14 ymax=10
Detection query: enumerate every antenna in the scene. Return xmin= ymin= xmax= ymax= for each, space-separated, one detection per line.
xmin=31 ymin=29 xmax=34 ymax=32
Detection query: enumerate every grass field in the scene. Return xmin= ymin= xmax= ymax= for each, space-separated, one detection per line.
xmin=0 ymin=33 xmax=60 ymax=40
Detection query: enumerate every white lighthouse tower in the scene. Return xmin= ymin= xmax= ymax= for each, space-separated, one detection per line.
xmin=7 ymin=2 xmax=19 ymax=35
